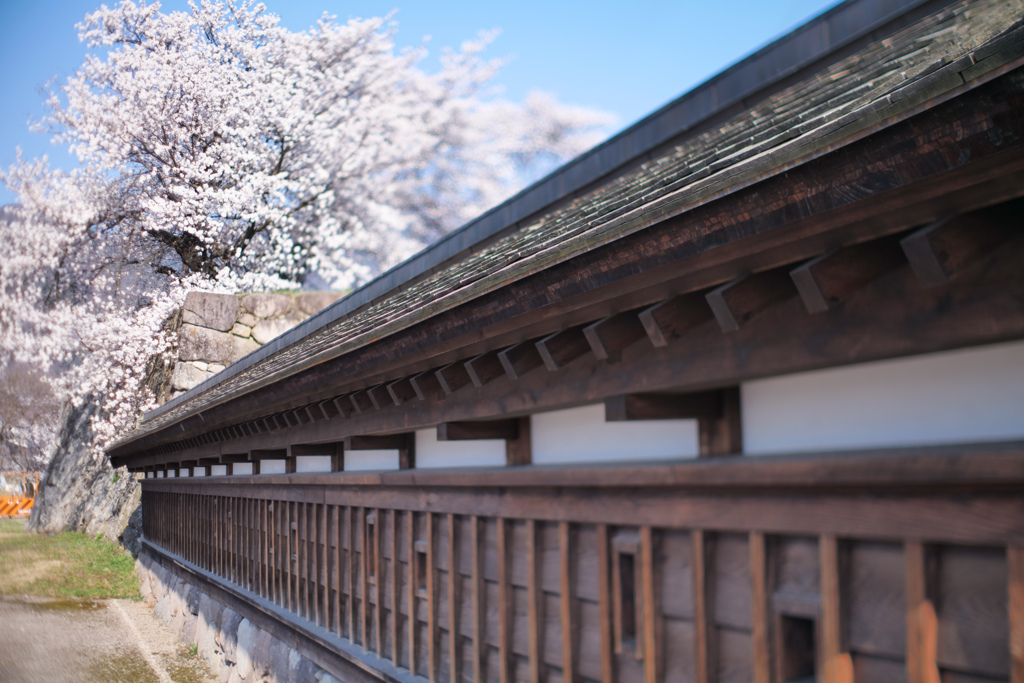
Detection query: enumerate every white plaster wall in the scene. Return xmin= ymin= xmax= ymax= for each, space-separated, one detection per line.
xmin=167 ymin=470 xmax=176 ymax=478
xmin=344 ymin=450 xmax=400 ymax=471
xmin=414 ymin=429 xmax=506 ymax=469
xmin=157 ymin=471 xmax=165 ymax=478
xmin=295 ymin=455 xmax=333 ymax=473
xmin=233 ymin=462 xmax=254 ymax=475
xmin=742 ymin=340 xmax=1024 ymax=455
xmin=180 ymin=469 xmax=190 ymax=477
xmin=530 ymin=403 xmax=700 ymax=465
xmin=193 ymin=467 xmax=206 ymax=477
xmin=259 ymin=460 xmax=286 ymax=474
xmin=210 ymin=465 xmax=228 ymax=476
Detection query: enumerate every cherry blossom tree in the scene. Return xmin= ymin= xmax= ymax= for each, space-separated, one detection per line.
xmin=0 ymin=0 xmax=613 ymax=458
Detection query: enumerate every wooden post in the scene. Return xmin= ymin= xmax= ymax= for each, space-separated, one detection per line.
xmin=821 ymin=535 xmax=852 ymax=683
xmin=527 ymin=520 xmax=541 ymax=683
xmin=905 ymin=541 xmax=939 ymax=683
xmin=1009 ymin=546 xmax=1024 ymax=683
xmin=560 ymin=522 xmax=575 ymax=683
xmin=498 ymin=518 xmax=511 ymax=683
xmin=750 ymin=532 xmax=771 ymax=683
xmin=448 ymin=513 xmax=458 ymax=683
xmin=472 ymin=516 xmax=484 ymax=683
xmin=694 ymin=530 xmax=712 ymax=683
xmin=641 ymin=526 xmax=659 ymax=683
xmin=597 ymin=524 xmax=613 ymax=683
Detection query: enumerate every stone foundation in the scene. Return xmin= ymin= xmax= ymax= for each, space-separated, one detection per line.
xmin=136 ymin=551 xmax=343 ymax=683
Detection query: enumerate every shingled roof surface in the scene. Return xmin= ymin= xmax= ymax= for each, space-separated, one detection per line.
xmin=122 ymin=0 xmax=1024 ymax=443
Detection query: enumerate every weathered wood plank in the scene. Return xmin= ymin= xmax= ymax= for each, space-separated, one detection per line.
xmin=427 ymin=512 xmax=437 ymax=683
xmin=560 ymin=522 xmax=575 ymax=683
xmin=472 ymin=515 xmax=484 ymax=683
xmin=694 ymin=529 xmax=711 ymax=683
xmin=706 ymin=268 xmax=796 ymax=333
xmin=583 ymin=310 xmax=647 ymax=361
xmin=1009 ymin=546 xmax=1024 ymax=683
xmin=597 ymin=524 xmax=613 ymax=683
xmin=527 ymin=519 xmax=541 ymax=683
xmin=641 ymin=526 xmax=658 ymax=683
xmin=821 ymin=535 xmax=853 ymax=683
xmin=498 ymin=341 xmax=545 ymax=380
xmin=906 ymin=541 xmax=940 ymax=683
xmin=466 ymin=351 xmax=506 ymax=388
xmin=790 ymin=235 xmax=905 ymax=313
xmin=537 ymin=327 xmax=591 ymax=371
xmin=409 ymin=510 xmax=418 ymax=676
xmin=448 ymin=513 xmax=458 ymax=683
xmin=749 ymin=531 xmax=770 ymax=683
xmin=498 ymin=518 xmax=511 ymax=683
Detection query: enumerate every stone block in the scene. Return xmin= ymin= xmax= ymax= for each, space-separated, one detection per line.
xmin=171 ymin=361 xmax=209 ymax=391
xmin=208 ymin=363 xmax=226 ymax=374
xmin=179 ymin=324 xmax=259 ymax=365
xmin=251 ymin=318 xmax=301 ymax=345
xmin=182 ymin=292 xmax=239 ymax=332
xmin=240 ymin=293 xmax=291 ymax=318
xmin=231 ymin=323 xmax=252 ymax=338
xmin=236 ymin=313 xmax=258 ymax=327
xmin=296 ymin=291 xmax=343 ymax=315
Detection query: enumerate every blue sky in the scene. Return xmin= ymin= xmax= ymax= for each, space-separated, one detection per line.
xmin=0 ymin=0 xmax=839 ymax=205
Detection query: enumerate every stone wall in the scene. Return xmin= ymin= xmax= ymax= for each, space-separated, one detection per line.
xmin=137 ymin=551 xmax=346 ymax=683
xmin=29 ymin=290 xmax=342 ymax=551
xmin=171 ymin=291 xmax=342 ymax=398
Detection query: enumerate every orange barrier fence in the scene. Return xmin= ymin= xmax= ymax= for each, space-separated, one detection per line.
xmin=0 ymin=472 xmax=39 ymax=518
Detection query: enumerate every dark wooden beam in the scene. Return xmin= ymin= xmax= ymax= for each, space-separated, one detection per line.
xmin=368 ymin=385 xmax=394 ymax=411
xmin=344 ymin=434 xmax=411 ymax=451
xmin=536 ymin=327 xmax=591 ymax=371
xmin=331 ymin=396 xmax=353 ymax=419
xmin=436 ymin=362 xmax=472 ymax=395
xmin=178 ymin=459 xmax=198 ymax=468
xmin=605 ymin=392 xmax=725 ymax=422
xmin=465 ymin=352 xmax=506 ymax=388
xmin=437 ymin=419 xmax=520 ymax=442
xmin=706 ymin=269 xmax=796 ymax=332
xmin=790 ymin=235 xmax=906 ymax=313
xmin=583 ymin=310 xmax=647 ymax=361
xmin=386 ymin=378 xmax=418 ymax=406
xmin=349 ymin=391 xmax=374 ymax=414
xmin=638 ymin=293 xmax=714 ymax=347
xmin=699 ymin=387 xmax=742 ymax=457
xmin=250 ymin=449 xmax=288 ymax=460
xmin=506 ymin=416 xmax=532 ymax=467
xmin=220 ymin=453 xmax=250 ymax=464
xmin=198 ymin=457 xmax=221 ymax=466
xmin=901 ymin=203 xmax=1021 ymax=287
xmin=410 ymin=370 xmax=445 ymax=401
xmin=317 ymin=399 xmax=341 ymax=421
xmin=498 ymin=341 xmax=544 ymax=380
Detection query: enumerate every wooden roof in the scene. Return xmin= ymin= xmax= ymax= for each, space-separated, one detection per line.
xmin=109 ymin=0 xmax=1024 ymax=462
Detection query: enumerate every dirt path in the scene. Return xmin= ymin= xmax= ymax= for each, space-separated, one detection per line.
xmin=0 ymin=596 xmax=216 ymax=683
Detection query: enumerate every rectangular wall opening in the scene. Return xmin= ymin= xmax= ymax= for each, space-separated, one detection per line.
xmin=779 ymin=615 xmax=816 ymax=683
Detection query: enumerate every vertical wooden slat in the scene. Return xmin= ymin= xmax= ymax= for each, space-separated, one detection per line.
xmin=285 ymin=501 xmax=293 ymax=612
xmin=694 ymin=529 xmax=710 ymax=683
xmin=596 ymin=524 xmax=613 ymax=683
xmin=335 ymin=506 xmax=343 ymax=637
xmin=821 ymin=535 xmax=853 ymax=683
xmin=641 ymin=526 xmax=658 ymax=683
xmin=315 ymin=503 xmax=323 ymax=627
xmin=409 ymin=510 xmax=417 ymax=676
xmin=472 ymin=516 xmax=483 ymax=683
xmin=427 ymin=512 xmax=437 ymax=683
xmin=448 ymin=513 xmax=458 ymax=683
xmin=498 ymin=518 xmax=510 ymax=683
xmin=560 ymin=522 xmax=575 ymax=683
xmin=263 ymin=499 xmax=269 ymax=599
xmin=906 ymin=541 xmax=939 ymax=683
xmin=361 ymin=508 xmax=369 ymax=647
xmin=349 ymin=506 xmax=356 ymax=641
xmin=376 ymin=509 xmax=384 ymax=654
xmin=322 ymin=502 xmax=329 ymax=630
xmin=750 ymin=532 xmax=770 ymax=683
xmin=527 ymin=519 xmax=541 ymax=683
xmin=1009 ymin=546 xmax=1024 ymax=683
xmin=269 ymin=500 xmax=277 ymax=605
xmin=391 ymin=509 xmax=399 ymax=666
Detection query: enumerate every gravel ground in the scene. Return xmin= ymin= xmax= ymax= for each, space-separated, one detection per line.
xmin=0 ymin=596 xmax=217 ymax=683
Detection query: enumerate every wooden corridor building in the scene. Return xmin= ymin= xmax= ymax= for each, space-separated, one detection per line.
xmin=109 ymin=0 xmax=1024 ymax=681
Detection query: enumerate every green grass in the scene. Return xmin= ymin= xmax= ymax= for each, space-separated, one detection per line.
xmin=0 ymin=519 xmax=140 ymax=600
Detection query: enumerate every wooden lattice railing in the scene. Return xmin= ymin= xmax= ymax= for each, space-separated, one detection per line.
xmin=141 ymin=443 xmax=1024 ymax=683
